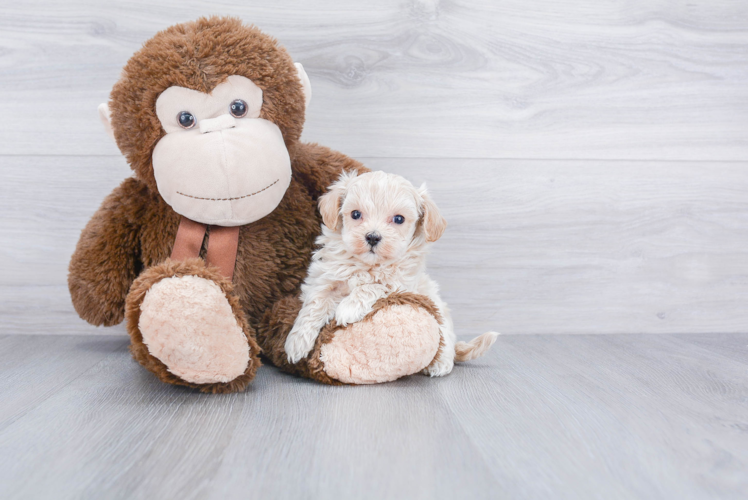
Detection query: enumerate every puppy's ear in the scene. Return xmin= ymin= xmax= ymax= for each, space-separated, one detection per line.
xmin=319 ymin=170 xmax=358 ymax=230
xmin=318 ymin=188 xmax=342 ymax=230
xmin=418 ymin=184 xmax=447 ymax=242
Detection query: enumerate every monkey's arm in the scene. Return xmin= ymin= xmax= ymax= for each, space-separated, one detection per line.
xmin=68 ymin=177 xmax=147 ymax=326
xmin=290 ymin=142 xmax=370 ymax=198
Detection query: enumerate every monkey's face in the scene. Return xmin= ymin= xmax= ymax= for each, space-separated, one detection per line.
xmin=151 ymin=75 xmax=292 ymax=227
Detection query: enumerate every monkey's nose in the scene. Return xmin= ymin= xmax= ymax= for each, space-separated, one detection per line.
xmin=365 ymin=232 xmax=382 ymax=247
xmin=199 ymin=114 xmax=237 ymax=134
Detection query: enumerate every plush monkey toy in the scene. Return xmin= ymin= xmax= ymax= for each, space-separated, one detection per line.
xmin=69 ymin=17 xmax=444 ymax=393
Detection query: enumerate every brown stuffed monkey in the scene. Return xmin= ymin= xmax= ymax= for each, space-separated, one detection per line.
xmin=68 ymin=17 xmax=444 ymax=393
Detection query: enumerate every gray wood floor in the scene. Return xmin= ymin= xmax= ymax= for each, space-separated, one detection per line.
xmin=1 ymin=1 xmax=747 ymax=499
xmin=0 ymin=333 xmax=746 ymax=500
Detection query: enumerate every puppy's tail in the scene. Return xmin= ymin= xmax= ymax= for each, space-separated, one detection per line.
xmin=454 ymin=332 xmax=500 ymax=363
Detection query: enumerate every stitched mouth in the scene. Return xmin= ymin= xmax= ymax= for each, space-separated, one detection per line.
xmin=176 ymin=179 xmax=280 ymax=201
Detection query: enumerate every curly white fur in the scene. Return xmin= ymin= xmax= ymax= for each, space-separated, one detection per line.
xmin=285 ymin=170 xmax=498 ymax=375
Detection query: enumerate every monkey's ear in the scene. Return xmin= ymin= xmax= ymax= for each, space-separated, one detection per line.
xmin=98 ymin=103 xmax=115 ymax=141
xmin=294 ymin=62 xmax=312 ymax=109
xmin=418 ymin=184 xmax=447 ymax=242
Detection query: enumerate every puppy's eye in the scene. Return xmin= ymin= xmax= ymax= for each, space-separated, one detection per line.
xmin=393 ymin=215 xmax=405 ymax=224
xmin=229 ymin=99 xmax=248 ymax=118
xmin=351 ymin=210 xmax=361 ymax=220
xmin=177 ymin=111 xmax=196 ymax=129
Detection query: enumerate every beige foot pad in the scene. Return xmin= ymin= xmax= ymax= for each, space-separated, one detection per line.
xmin=138 ymin=275 xmax=250 ymax=384
xmin=320 ymin=304 xmax=441 ymax=384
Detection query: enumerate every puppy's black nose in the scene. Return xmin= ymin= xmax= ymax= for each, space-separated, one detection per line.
xmin=365 ymin=232 xmax=382 ymax=247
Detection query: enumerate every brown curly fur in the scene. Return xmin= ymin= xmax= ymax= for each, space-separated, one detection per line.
xmin=125 ymin=258 xmax=261 ymax=394
xmin=109 ymin=16 xmax=307 ymax=193
xmin=68 ymin=16 xmax=442 ymax=391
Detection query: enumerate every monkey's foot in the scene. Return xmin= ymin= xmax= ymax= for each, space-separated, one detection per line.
xmin=320 ymin=296 xmax=442 ymax=384
xmin=125 ymin=258 xmax=260 ymax=393
xmin=262 ymin=292 xmax=442 ymax=385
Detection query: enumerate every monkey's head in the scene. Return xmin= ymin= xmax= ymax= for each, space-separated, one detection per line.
xmin=100 ymin=17 xmax=311 ymax=226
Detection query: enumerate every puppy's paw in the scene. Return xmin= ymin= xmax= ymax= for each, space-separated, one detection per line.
xmin=285 ymin=326 xmax=317 ymax=364
xmin=424 ymin=356 xmax=454 ymax=377
xmin=334 ymin=298 xmax=370 ymax=327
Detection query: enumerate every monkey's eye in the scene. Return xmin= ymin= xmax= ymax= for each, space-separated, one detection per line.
xmin=351 ymin=210 xmax=361 ymax=220
xmin=393 ymin=215 xmax=405 ymax=224
xmin=229 ymin=99 xmax=248 ymax=118
xmin=177 ymin=111 xmax=196 ymax=129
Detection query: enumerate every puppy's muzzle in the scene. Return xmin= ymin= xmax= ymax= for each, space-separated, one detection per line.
xmin=365 ymin=232 xmax=382 ymax=247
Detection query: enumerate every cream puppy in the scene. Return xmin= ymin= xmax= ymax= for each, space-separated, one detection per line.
xmin=285 ymin=170 xmax=498 ymax=376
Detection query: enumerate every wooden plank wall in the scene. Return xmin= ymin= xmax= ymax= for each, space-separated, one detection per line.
xmin=1 ymin=0 xmax=747 ymax=335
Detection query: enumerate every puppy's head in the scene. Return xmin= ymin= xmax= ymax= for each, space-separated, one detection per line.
xmin=318 ymin=171 xmax=447 ymax=264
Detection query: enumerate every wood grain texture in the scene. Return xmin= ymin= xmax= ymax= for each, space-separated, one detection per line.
xmin=0 ymin=335 xmax=128 ymax=431
xmin=2 ymin=155 xmax=748 ymax=335
xmin=0 ymin=0 xmax=747 ymax=159
xmin=0 ymin=333 xmax=745 ymax=499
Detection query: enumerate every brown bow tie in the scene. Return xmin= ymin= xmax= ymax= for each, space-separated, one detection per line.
xmin=170 ymin=216 xmax=240 ymax=281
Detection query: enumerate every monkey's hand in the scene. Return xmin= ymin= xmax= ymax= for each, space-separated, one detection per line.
xmin=68 ymin=179 xmax=146 ymax=326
